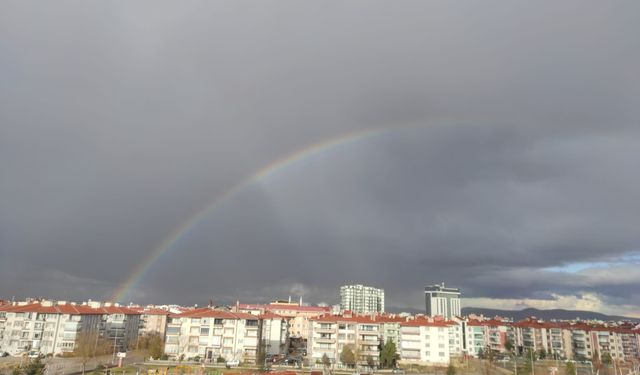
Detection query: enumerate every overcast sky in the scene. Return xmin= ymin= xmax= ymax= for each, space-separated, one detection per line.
xmin=1 ymin=1 xmax=639 ymax=317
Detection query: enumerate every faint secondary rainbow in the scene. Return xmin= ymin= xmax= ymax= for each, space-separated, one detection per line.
xmin=110 ymin=127 xmax=395 ymax=302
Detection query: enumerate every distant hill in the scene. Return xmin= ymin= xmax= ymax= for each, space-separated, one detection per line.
xmin=462 ymin=307 xmax=640 ymax=322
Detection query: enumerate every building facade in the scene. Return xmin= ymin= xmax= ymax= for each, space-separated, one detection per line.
xmin=0 ymin=301 xmax=140 ymax=356
xmin=164 ymin=308 xmax=286 ymax=364
xmin=308 ymin=314 xmax=382 ymax=367
xmin=424 ymin=283 xmax=461 ymax=319
xmin=399 ymin=318 xmax=459 ymax=366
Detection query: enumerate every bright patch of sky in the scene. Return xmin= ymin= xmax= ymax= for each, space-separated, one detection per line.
xmin=545 ymin=251 xmax=640 ymax=273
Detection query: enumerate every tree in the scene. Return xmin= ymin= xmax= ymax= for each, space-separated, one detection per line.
xmin=340 ymin=345 xmax=356 ymax=368
xmin=526 ymin=348 xmax=536 ymax=362
xmin=366 ymin=355 xmax=375 ymax=369
xmin=538 ymin=349 xmax=547 ymax=360
xmin=565 ymin=361 xmax=576 ymax=375
xmin=379 ymin=339 xmax=398 ymax=368
xmin=600 ymin=352 xmax=612 ymax=366
xmin=12 ymin=358 xmax=46 ymax=375
xmin=138 ymin=333 xmax=165 ymax=360
xmin=322 ymin=354 xmax=331 ymax=368
xmin=477 ymin=348 xmax=485 ymax=359
xmin=485 ymin=346 xmax=496 ymax=365
xmin=447 ymin=364 xmax=456 ymax=375
xmin=504 ymin=340 xmax=514 ymax=354
xmin=74 ymin=331 xmax=109 ymax=375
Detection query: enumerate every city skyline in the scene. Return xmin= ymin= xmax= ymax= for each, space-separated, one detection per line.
xmin=1 ymin=2 xmax=639 ymax=317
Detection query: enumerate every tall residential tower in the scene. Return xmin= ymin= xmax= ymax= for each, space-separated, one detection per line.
xmin=425 ymin=282 xmax=461 ymax=319
xmin=340 ymin=284 xmax=385 ymax=314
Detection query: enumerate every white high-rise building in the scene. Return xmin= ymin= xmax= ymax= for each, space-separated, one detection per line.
xmin=339 ymin=284 xmax=384 ymax=314
xmin=424 ymin=282 xmax=461 ymax=319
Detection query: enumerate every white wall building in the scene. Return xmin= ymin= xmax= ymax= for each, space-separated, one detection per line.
xmin=0 ymin=301 xmax=140 ymax=356
xmin=340 ymin=285 xmax=385 ymax=314
xmin=309 ymin=314 xmax=382 ymax=366
xmin=399 ymin=318 xmax=458 ymax=366
xmin=164 ymin=308 xmax=286 ymax=363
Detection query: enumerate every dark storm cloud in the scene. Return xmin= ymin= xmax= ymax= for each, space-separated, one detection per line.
xmin=1 ymin=1 xmax=639 ymax=314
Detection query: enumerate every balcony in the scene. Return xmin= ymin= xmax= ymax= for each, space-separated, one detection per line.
xmin=315 ymin=337 xmax=335 ymax=343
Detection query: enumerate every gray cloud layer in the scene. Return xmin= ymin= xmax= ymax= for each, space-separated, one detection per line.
xmin=1 ymin=1 xmax=639 ymax=314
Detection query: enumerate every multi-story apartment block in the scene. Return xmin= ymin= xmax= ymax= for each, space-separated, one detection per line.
xmin=257 ymin=312 xmax=288 ymax=356
xmin=340 ymin=285 xmax=385 ymax=314
xmin=164 ymin=308 xmax=286 ymax=363
xmin=130 ymin=307 xmax=169 ymax=337
xmin=98 ymin=304 xmax=141 ymax=353
xmin=0 ymin=301 xmax=140 ymax=356
xmin=399 ymin=318 xmax=458 ymax=366
xmin=308 ymin=314 xmax=382 ymax=366
xmin=236 ymin=302 xmax=330 ymax=340
xmin=424 ymin=283 xmax=461 ymax=319
xmin=465 ymin=320 xmax=487 ymax=356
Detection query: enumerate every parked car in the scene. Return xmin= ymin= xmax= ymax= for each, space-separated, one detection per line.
xmin=392 ymin=368 xmax=405 ymax=374
xmin=28 ymin=351 xmax=44 ymax=359
xmin=225 ymin=359 xmax=240 ymax=367
xmin=0 ymin=351 xmax=9 ymax=357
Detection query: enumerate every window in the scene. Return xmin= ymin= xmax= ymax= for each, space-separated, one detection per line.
xmin=246 ymin=320 xmax=258 ymax=327
xmin=191 ymin=318 xmax=201 ymax=324
xmin=214 ymin=319 xmax=223 ymax=325
xmin=166 ymin=336 xmax=178 ymax=344
xmin=439 ymin=352 xmax=445 ymax=357
xmin=200 ymin=327 xmax=210 ymax=335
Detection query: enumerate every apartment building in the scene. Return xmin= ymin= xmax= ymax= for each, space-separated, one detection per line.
xmin=99 ymin=304 xmax=141 ymax=353
xmin=164 ymin=308 xmax=286 ymax=363
xmin=340 ymin=285 xmax=385 ymax=314
xmin=236 ymin=302 xmax=330 ymax=340
xmin=465 ymin=320 xmax=487 ymax=356
xmin=0 ymin=301 xmax=140 ymax=356
xmin=258 ymin=312 xmax=288 ymax=356
xmin=399 ymin=318 xmax=458 ymax=366
xmin=130 ymin=307 xmax=169 ymax=337
xmin=308 ymin=314 xmax=382 ymax=366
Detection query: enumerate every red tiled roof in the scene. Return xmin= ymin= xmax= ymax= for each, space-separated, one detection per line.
xmin=169 ymin=308 xmax=260 ymax=320
xmin=467 ymin=319 xmax=510 ymax=327
xmin=0 ymin=303 xmax=141 ymax=315
xmin=400 ymin=319 xmax=454 ymax=328
xmin=259 ymin=311 xmax=285 ymax=320
xmin=237 ymin=303 xmax=331 ymax=313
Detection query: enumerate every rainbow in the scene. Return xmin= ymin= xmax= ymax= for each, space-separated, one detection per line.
xmin=110 ymin=126 xmax=403 ymax=302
